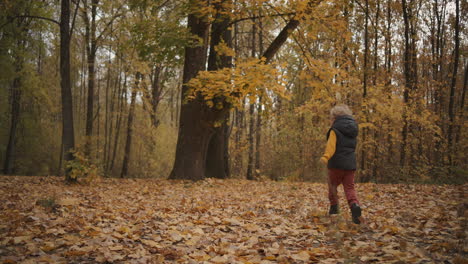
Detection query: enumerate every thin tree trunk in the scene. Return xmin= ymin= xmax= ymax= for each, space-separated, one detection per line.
xmin=60 ymin=0 xmax=76 ymax=182
xmin=107 ymin=53 xmax=121 ymax=170
xmin=385 ymin=0 xmax=391 ymax=87
xmin=103 ymin=54 xmax=112 ymax=170
xmin=373 ymin=0 xmax=380 ymax=86
xmin=400 ymin=0 xmax=412 ymax=168
xmin=246 ymin=16 xmax=257 ymax=181
xmin=255 ymin=15 xmax=264 ymax=175
xmin=370 ymin=0 xmax=380 ymax=180
xmin=4 ymin=61 xmax=22 ymax=174
xmin=454 ymin=61 xmax=467 ymax=150
xmin=246 ymin=102 xmax=256 ymax=180
xmin=110 ymin=71 xmax=126 ymax=173
xmin=96 ymin=71 xmax=101 ymax=161
xmin=255 ymin=95 xmax=262 ymax=174
xmin=121 ymin=73 xmax=140 ymax=178
xmin=360 ymin=0 xmax=369 ymax=181
xmin=363 ymin=0 xmax=369 ymax=98
xmin=150 ymin=66 xmax=163 ymax=127
xmin=83 ymin=0 xmax=99 ymax=157
xmin=447 ymin=0 xmax=460 ymax=164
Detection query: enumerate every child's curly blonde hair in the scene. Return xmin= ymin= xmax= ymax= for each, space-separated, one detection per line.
xmin=330 ymin=104 xmax=353 ymax=119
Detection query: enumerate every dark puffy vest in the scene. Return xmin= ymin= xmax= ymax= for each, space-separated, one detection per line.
xmin=327 ymin=115 xmax=358 ymax=170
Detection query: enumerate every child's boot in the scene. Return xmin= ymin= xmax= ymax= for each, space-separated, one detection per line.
xmin=351 ymin=203 xmax=361 ymax=224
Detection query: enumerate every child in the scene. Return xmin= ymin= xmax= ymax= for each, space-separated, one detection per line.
xmin=320 ymin=104 xmax=362 ymax=224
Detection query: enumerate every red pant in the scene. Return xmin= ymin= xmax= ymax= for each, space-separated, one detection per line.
xmin=328 ymin=168 xmax=359 ymax=207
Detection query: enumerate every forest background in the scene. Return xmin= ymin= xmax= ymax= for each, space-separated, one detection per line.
xmin=0 ymin=0 xmax=466 ymax=183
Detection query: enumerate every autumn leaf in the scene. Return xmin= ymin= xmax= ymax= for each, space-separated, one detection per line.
xmin=0 ymin=176 xmax=465 ymax=263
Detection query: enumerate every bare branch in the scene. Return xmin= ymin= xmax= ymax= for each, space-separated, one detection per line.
xmin=0 ymin=15 xmax=59 ymax=29
xmin=70 ymin=0 xmax=82 ymax=39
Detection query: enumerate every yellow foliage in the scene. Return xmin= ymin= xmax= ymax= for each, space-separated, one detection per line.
xmin=185 ymin=58 xmax=290 ymax=109
xmin=214 ymin=41 xmax=235 ymax=57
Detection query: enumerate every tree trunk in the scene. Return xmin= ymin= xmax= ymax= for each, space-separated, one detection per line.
xmin=110 ymin=71 xmax=127 ymax=173
xmin=454 ymin=61 xmax=467 ymax=151
xmin=121 ymin=73 xmax=140 ymax=178
xmin=255 ymin=95 xmax=262 ymax=174
xmin=169 ymin=1 xmax=212 ymax=180
xmin=246 ymin=102 xmax=256 ymax=180
xmin=363 ymin=0 xmax=369 ymax=98
xmin=447 ymin=0 xmax=460 ymax=164
xmin=400 ymin=0 xmax=412 ymax=167
xmin=373 ymin=0 xmax=380 ymax=86
xmin=205 ymin=1 xmax=233 ymax=179
xmin=246 ymin=16 xmax=257 ymax=181
xmin=255 ymin=16 xmax=264 ymax=175
xmin=360 ymin=0 xmax=369 ymax=181
xmin=170 ymin=3 xmax=302 ymax=180
xmin=83 ymin=0 xmax=99 ymax=157
xmin=60 ymin=0 xmax=76 ymax=182
xmin=3 ymin=62 xmax=22 ymax=175
xmin=150 ymin=66 xmax=163 ymax=127
xmin=385 ymin=0 xmax=391 ymax=87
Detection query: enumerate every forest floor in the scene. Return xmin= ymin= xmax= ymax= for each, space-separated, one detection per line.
xmin=0 ymin=176 xmax=466 ymax=264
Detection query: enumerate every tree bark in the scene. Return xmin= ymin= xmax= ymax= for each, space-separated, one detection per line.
xmin=60 ymin=0 xmax=76 ymax=182
xmin=110 ymin=71 xmax=127 ymax=173
xmin=246 ymin=16 xmax=257 ymax=181
xmin=121 ymin=73 xmax=140 ymax=178
xmin=360 ymin=0 xmax=369 ymax=182
xmin=454 ymin=61 xmax=467 ymax=149
xmin=447 ymin=0 xmax=460 ymax=164
xmin=169 ymin=1 xmax=212 ymax=180
xmin=150 ymin=66 xmax=163 ymax=127
xmin=255 ymin=15 xmax=264 ymax=175
xmin=400 ymin=0 xmax=413 ymax=167
xmin=4 ymin=62 xmax=22 ymax=175
xmin=205 ymin=0 xmax=233 ymax=179
xmin=83 ymin=0 xmax=99 ymax=157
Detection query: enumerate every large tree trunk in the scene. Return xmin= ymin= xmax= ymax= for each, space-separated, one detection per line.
xmin=60 ymin=0 xmax=76 ymax=181
xmin=206 ymin=123 xmax=231 ymax=178
xmin=170 ymin=0 xmax=303 ymax=180
xmin=205 ymin=1 xmax=233 ymax=179
xmin=169 ymin=1 xmax=212 ymax=180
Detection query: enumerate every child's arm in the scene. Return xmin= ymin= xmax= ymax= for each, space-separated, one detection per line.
xmin=320 ymin=130 xmax=336 ymax=165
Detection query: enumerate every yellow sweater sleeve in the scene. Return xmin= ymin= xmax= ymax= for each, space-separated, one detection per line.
xmin=320 ymin=130 xmax=336 ymax=165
